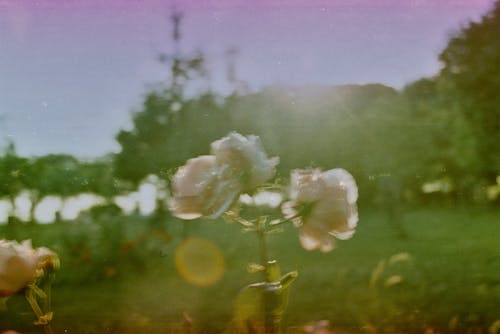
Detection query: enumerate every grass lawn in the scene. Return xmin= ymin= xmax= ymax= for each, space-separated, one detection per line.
xmin=1 ymin=205 xmax=499 ymax=333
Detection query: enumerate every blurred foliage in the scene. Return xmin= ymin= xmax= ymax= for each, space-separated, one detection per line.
xmin=0 ymin=146 xmax=127 ymax=222
xmin=112 ymin=74 xmax=495 ymax=207
xmin=114 ymin=92 xmax=232 ymax=184
xmin=440 ymin=1 xmax=500 ymax=178
xmin=0 ymin=143 xmax=30 ymax=208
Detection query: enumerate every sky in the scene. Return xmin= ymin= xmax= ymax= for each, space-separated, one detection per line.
xmin=0 ymin=0 xmax=495 ymax=158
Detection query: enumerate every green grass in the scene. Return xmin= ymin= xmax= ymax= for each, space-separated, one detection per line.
xmin=1 ymin=206 xmax=500 ymax=333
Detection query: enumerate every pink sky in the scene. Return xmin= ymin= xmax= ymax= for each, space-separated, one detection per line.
xmin=0 ymin=0 xmax=493 ymax=9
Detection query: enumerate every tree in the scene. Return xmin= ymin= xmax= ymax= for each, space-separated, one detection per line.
xmin=114 ymin=10 xmax=224 ymax=185
xmin=79 ymin=156 xmax=128 ymax=200
xmin=26 ymin=154 xmax=127 ymax=221
xmin=439 ymin=1 xmax=500 ymax=179
xmin=0 ymin=143 xmax=29 ymax=216
xmin=402 ymin=78 xmax=481 ymax=202
xmin=26 ymin=154 xmax=85 ymax=220
xmin=114 ymin=92 xmax=231 ymax=184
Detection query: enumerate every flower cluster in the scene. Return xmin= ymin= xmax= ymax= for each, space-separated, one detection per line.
xmin=0 ymin=240 xmax=58 ymax=297
xmin=168 ymin=132 xmax=359 ymax=333
xmin=170 ymin=132 xmax=279 ymax=220
xmin=170 ymin=132 xmax=358 ymax=252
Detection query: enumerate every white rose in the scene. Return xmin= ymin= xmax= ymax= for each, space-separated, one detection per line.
xmin=0 ymin=240 xmax=56 ymax=297
xmin=282 ymin=168 xmax=358 ymax=252
xmin=170 ymin=133 xmax=279 ymax=220
xmin=170 ymin=155 xmax=241 ymax=219
xmin=210 ymin=132 xmax=279 ymax=191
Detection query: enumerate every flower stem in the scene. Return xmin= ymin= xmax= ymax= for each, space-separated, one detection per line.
xmin=257 ymin=218 xmax=270 ymax=275
xmin=42 ymin=323 xmax=54 ymax=334
xmin=25 ymin=287 xmax=54 ymax=334
xmin=256 ymin=218 xmax=282 ymax=334
xmin=25 ymin=289 xmax=43 ymax=319
xmin=43 ymin=275 xmax=52 ymax=318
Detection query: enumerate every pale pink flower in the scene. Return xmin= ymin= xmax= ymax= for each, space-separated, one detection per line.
xmin=210 ymin=132 xmax=279 ymax=191
xmin=0 ymin=240 xmax=56 ymax=297
xmin=170 ymin=155 xmax=215 ymax=219
xmin=282 ymin=168 xmax=358 ymax=252
xmin=170 ymin=133 xmax=278 ymax=220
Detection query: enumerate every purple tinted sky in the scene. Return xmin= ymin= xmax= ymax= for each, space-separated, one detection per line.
xmin=0 ymin=0 xmax=495 ymax=157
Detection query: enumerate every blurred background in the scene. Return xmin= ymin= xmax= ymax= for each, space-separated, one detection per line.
xmin=1 ymin=0 xmax=500 ymax=333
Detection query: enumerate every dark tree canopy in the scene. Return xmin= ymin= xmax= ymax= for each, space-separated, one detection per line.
xmin=114 ymin=91 xmax=231 ymax=184
xmin=439 ymin=1 xmax=500 ymax=177
xmin=0 ymin=143 xmax=30 ymax=203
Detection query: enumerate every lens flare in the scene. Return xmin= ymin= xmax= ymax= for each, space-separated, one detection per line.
xmin=174 ymin=237 xmax=225 ymax=287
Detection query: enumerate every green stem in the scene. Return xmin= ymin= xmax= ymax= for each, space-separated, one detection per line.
xmin=236 ymin=217 xmax=255 ymax=229
xmin=256 ymin=218 xmax=282 ymax=334
xmin=257 ymin=220 xmax=269 ymax=276
xmin=270 ymin=211 xmax=304 ymax=228
xmin=42 ymin=323 xmax=54 ymax=334
xmin=259 ymin=234 xmax=269 ymax=280
xmin=26 ymin=288 xmax=54 ymax=334
xmin=25 ymin=289 xmax=43 ymax=318
xmin=43 ymin=275 xmax=52 ymax=316
xmin=181 ymin=221 xmax=191 ymax=240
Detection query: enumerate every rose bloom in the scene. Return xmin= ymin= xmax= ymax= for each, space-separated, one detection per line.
xmin=282 ymin=168 xmax=358 ymax=252
xmin=170 ymin=133 xmax=278 ymax=220
xmin=170 ymin=155 xmax=217 ymax=219
xmin=210 ymin=132 xmax=279 ymax=191
xmin=0 ymin=240 xmax=57 ymax=297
